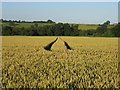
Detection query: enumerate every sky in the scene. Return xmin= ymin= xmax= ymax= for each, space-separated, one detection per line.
xmin=2 ymin=2 xmax=118 ymax=24
xmin=1 ymin=0 xmax=120 ymax=2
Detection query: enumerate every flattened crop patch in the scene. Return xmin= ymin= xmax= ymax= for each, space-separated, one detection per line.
xmin=44 ymin=37 xmax=72 ymax=51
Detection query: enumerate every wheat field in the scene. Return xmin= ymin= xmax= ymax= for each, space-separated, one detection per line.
xmin=2 ymin=36 xmax=119 ymax=88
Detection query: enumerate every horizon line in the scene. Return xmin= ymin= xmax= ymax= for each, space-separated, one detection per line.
xmin=1 ymin=19 xmax=118 ymax=24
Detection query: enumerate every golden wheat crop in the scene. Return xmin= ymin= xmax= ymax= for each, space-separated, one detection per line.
xmin=1 ymin=36 xmax=119 ymax=88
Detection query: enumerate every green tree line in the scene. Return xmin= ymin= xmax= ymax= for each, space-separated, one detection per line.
xmin=2 ymin=23 xmax=79 ymax=36
xmin=0 ymin=19 xmax=55 ymax=23
xmin=1 ymin=19 xmax=120 ymax=37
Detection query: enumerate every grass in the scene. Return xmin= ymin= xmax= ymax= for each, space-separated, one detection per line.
xmin=2 ymin=36 xmax=119 ymax=88
xmin=2 ymin=22 xmax=55 ymax=28
xmin=70 ymin=24 xmax=100 ymax=30
xmin=73 ymin=24 xmax=115 ymax=30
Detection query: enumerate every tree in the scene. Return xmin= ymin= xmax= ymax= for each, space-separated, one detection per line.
xmin=47 ymin=19 xmax=55 ymax=23
xmin=103 ymin=20 xmax=110 ymax=26
xmin=96 ymin=25 xmax=107 ymax=35
xmin=64 ymin=23 xmax=71 ymax=36
xmin=12 ymin=27 xmax=21 ymax=35
xmin=111 ymin=24 xmax=120 ymax=37
xmin=18 ymin=20 xmax=21 ymax=23
xmin=46 ymin=28 xmax=53 ymax=36
xmin=54 ymin=24 xmax=61 ymax=36
xmin=9 ymin=22 xmax=15 ymax=26
xmin=70 ymin=24 xmax=79 ymax=36
xmin=36 ymin=27 xmax=42 ymax=36
xmin=2 ymin=26 xmax=13 ymax=36
xmin=34 ymin=23 xmax=38 ymax=27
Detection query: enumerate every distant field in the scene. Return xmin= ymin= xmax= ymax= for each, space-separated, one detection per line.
xmin=2 ymin=22 xmax=115 ymax=30
xmin=3 ymin=22 xmax=55 ymax=28
xmin=2 ymin=36 xmax=119 ymax=88
xmin=71 ymin=24 xmax=115 ymax=30
xmin=78 ymin=24 xmax=99 ymax=30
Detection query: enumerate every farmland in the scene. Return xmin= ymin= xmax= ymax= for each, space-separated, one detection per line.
xmin=2 ymin=36 xmax=119 ymax=88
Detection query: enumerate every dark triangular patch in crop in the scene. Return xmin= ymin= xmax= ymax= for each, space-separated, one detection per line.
xmin=44 ymin=38 xmax=58 ymax=51
xmin=63 ymin=41 xmax=72 ymax=50
xmin=59 ymin=37 xmax=72 ymax=50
